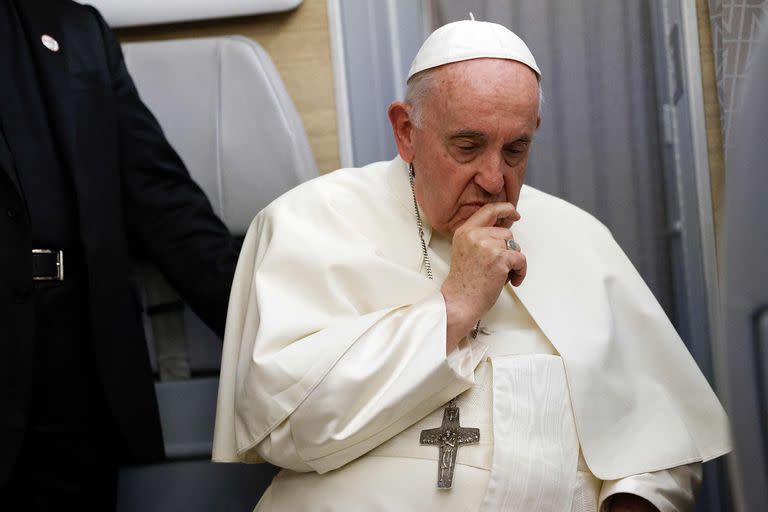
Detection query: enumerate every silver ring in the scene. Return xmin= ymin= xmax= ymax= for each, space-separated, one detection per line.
xmin=506 ymin=239 xmax=520 ymax=252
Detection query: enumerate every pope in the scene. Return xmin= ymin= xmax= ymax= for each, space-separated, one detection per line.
xmin=213 ymin=18 xmax=730 ymax=512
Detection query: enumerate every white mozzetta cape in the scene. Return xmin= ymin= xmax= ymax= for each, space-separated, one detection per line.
xmin=213 ymin=157 xmax=730 ymax=480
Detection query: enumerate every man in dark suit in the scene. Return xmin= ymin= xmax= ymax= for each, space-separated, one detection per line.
xmin=0 ymin=0 xmax=240 ymax=508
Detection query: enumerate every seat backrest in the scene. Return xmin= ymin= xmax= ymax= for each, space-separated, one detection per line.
xmin=124 ymin=36 xmax=318 ymax=376
xmin=117 ymin=36 xmax=316 ymax=511
xmin=123 ymin=35 xmax=317 ymax=236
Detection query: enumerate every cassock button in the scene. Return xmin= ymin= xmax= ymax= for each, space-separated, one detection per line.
xmin=6 ymin=207 xmax=19 ymax=220
xmin=41 ymin=34 xmax=60 ymax=52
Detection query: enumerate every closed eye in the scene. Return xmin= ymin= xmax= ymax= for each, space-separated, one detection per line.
xmin=504 ymin=141 xmax=529 ymax=153
xmin=502 ymin=141 xmax=530 ymax=165
xmin=449 ymin=131 xmax=486 ymax=152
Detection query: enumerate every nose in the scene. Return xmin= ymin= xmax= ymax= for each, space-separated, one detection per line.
xmin=473 ymin=162 xmax=505 ymax=195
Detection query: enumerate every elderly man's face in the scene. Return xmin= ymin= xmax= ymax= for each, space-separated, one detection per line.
xmin=391 ymin=59 xmax=540 ymax=238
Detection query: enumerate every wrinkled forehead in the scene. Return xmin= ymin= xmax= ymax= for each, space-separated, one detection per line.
xmin=424 ymin=59 xmax=540 ymax=117
xmin=441 ymin=58 xmax=537 ymax=89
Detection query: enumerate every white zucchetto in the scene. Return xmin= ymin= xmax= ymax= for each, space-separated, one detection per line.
xmin=407 ymin=19 xmax=541 ymax=81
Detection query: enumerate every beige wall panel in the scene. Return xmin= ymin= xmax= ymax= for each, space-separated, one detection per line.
xmin=695 ymin=0 xmax=725 ymax=267
xmin=116 ymin=0 xmax=340 ymax=174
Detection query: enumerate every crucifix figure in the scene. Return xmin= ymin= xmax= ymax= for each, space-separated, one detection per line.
xmin=419 ymin=399 xmax=480 ymax=489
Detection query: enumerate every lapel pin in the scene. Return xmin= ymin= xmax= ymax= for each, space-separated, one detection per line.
xmin=41 ymin=34 xmax=60 ymax=52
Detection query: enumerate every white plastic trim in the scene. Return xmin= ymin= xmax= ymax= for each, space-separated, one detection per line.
xmin=86 ymin=0 xmax=303 ymax=28
xmin=385 ymin=0 xmax=404 ymax=100
xmin=679 ymin=0 xmax=721 ymax=378
xmin=327 ymin=0 xmax=354 ymax=169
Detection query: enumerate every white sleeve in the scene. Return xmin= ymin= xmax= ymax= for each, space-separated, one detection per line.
xmin=598 ymin=463 xmax=703 ymax=512
xmin=255 ymin=290 xmax=488 ymax=473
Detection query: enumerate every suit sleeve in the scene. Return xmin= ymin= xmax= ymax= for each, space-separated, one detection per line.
xmin=88 ymin=6 xmax=239 ymax=337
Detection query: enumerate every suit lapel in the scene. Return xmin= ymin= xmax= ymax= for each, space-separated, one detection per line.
xmin=13 ymin=0 xmax=80 ymax=185
xmin=0 ymin=121 xmax=21 ymax=193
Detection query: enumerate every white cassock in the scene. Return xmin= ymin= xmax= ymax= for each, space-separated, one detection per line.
xmin=213 ymin=157 xmax=730 ymax=511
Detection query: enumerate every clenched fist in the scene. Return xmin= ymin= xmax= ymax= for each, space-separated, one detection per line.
xmin=441 ymin=202 xmax=526 ymax=351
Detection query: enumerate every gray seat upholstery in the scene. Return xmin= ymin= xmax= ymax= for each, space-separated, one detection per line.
xmin=117 ymin=36 xmax=317 ymax=511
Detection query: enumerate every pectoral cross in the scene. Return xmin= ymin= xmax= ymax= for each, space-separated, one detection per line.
xmin=420 ymin=399 xmax=480 ymax=489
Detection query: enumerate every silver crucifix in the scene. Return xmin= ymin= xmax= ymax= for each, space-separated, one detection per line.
xmin=420 ymin=399 xmax=480 ymax=489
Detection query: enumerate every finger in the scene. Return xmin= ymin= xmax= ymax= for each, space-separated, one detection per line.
xmin=509 ymin=270 xmax=525 ymax=287
xmin=473 ymin=226 xmax=515 ymax=240
xmin=462 ymin=202 xmax=520 ymax=229
xmin=494 ymin=213 xmax=516 ymax=229
xmin=502 ymin=251 xmax=527 ymax=286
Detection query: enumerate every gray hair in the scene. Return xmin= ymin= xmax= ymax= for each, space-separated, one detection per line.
xmin=405 ymin=68 xmax=544 ymax=128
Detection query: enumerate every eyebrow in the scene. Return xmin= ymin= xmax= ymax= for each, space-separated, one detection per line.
xmin=448 ymin=130 xmax=532 ymax=144
xmin=448 ymin=130 xmax=486 ymax=141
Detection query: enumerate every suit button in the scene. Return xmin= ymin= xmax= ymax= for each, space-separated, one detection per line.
xmin=14 ymin=286 xmax=31 ymax=304
xmin=6 ymin=207 xmax=18 ymax=220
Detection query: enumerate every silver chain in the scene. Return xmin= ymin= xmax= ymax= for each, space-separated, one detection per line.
xmin=408 ymin=164 xmax=433 ymax=281
xmin=408 ymin=163 xmax=483 ymax=339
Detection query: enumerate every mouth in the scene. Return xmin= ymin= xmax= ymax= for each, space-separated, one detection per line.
xmin=461 ymin=201 xmax=487 ymax=209
xmin=457 ymin=203 xmax=485 ymax=218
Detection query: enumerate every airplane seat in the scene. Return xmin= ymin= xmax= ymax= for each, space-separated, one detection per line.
xmin=117 ymin=36 xmax=317 ymax=511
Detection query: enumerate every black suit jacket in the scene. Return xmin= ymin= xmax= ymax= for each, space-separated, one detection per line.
xmin=0 ymin=0 xmax=238 ymax=476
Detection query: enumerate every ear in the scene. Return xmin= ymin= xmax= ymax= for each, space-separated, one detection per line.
xmin=536 ymin=114 xmax=541 ymax=130
xmin=388 ymin=101 xmax=416 ymax=163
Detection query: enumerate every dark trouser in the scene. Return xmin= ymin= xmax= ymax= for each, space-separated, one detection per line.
xmin=1 ymin=267 xmax=121 ymax=511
